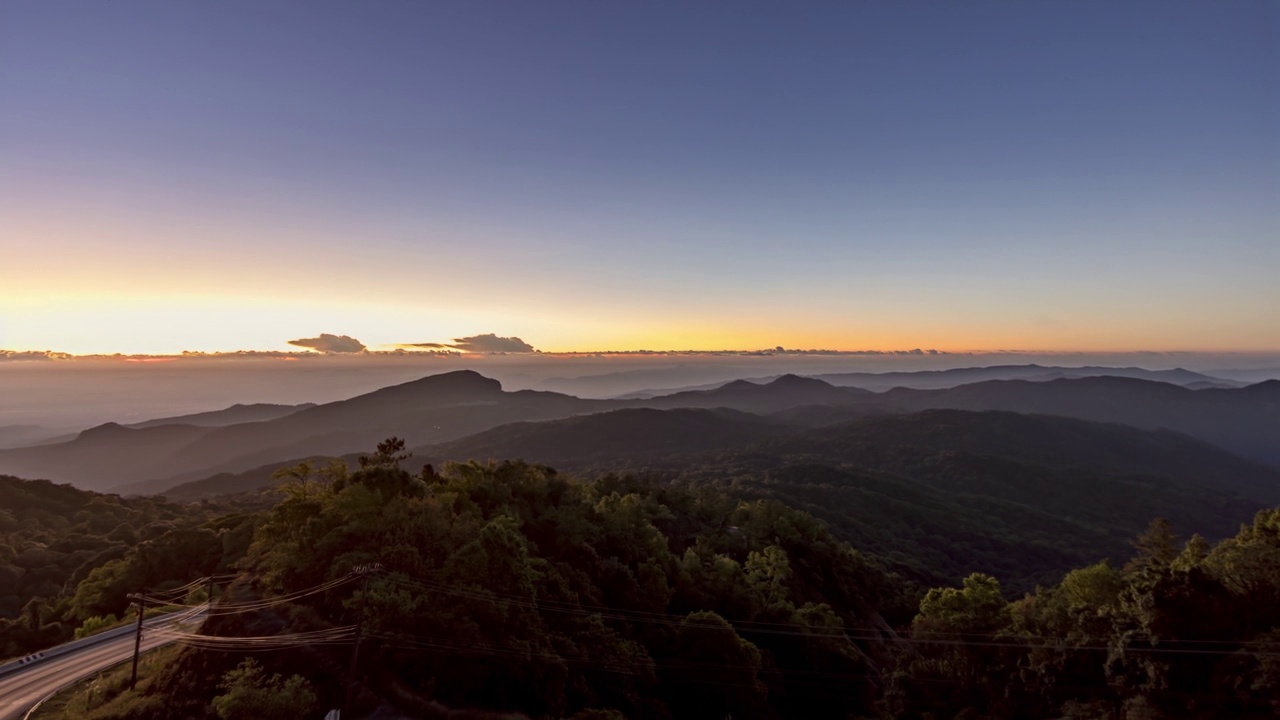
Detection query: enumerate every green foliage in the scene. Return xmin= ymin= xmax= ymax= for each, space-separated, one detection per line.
xmin=211 ymin=658 xmax=318 ymax=720
xmin=358 ymin=436 xmax=411 ymax=470
xmin=436 ymin=408 xmax=1278 ymax=595
xmin=24 ymin=432 xmax=1280 ymax=720
xmin=662 ymin=611 xmax=767 ymax=719
xmin=915 ymin=573 xmax=1009 ymax=635
xmin=73 ymin=613 xmax=119 ymax=639
xmin=0 ymin=475 xmax=249 ymax=660
xmin=150 ymin=449 xmax=900 ymax=719
xmin=894 ymin=511 xmax=1280 ymax=719
xmin=1124 ymin=517 xmax=1180 ymax=573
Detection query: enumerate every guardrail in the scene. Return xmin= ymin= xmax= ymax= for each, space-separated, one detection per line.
xmin=0 ymin=606 xmax=203 ymax=680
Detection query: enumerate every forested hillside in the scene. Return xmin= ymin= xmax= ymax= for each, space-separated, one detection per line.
xmin=147 ymin=406 xmax=1279 ymax=595
xmin=894 ymin=510 xmax=1280 ymax=718
xmin=56 ymin=448 xmax=914 ymax=719
xmin=411 ymin=409 xmax=1278 ymax=592
xmin=7 ymin=437 xmax=1270 ymax=719
xmin=0 ymin=476 xmax=253 ymax=660
xmin=7 ymin=396 xmax=1280 ymax=717
xmin=887 ymin=377 xmax=1280 ymax=465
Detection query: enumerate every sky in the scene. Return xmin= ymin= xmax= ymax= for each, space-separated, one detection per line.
xmin=2 ymin=1 xmax=1277 ymax=355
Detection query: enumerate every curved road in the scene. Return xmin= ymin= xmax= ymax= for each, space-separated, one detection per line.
xmin=0 ymin=609 xmax=205 ymax=720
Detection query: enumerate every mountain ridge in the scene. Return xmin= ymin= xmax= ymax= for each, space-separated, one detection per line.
xmin=128 ymin=402 xmax=317 ymax=429
xmin=3 ymin=369 xmax=1278 ymax=494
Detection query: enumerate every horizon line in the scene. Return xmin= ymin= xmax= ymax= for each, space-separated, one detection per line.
xmin=5 ymin=347 xmax=1280 ymax=363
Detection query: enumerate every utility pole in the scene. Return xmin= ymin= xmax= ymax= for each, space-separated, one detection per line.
xmin=207 ymin=575 xmax=215 ymax=605
xmin=128 ymin=592 xmax=146 ymax=690
xmin=342 ymin=563 xmax=381 ymax=719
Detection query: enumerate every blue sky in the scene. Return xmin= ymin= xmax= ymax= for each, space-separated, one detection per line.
xmin=1 ymin=1 xmax=1276 ymax=353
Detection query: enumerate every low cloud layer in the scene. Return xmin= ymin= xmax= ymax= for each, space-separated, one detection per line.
xmin=287 ymin=333 xmax=367 ymax=353
xmin=405 ymin=334 xmax=537 ymax=353
xmin=0 ymin=350 xmax=67 ymax=361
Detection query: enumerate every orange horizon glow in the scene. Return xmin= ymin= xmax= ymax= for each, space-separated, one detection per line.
xmin=5 ymin=342 xmax=1280 ymax=359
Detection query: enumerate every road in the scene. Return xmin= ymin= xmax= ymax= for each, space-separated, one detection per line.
xmin=0 ymin=608 xmax=205 ymax=720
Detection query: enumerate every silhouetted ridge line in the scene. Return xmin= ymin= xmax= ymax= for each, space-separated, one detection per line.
xmin=76 ymin=422 xmax=132 ymax=439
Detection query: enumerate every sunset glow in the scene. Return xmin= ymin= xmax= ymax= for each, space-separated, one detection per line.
xmin=1 ymin=2 xmax=1275 ymax=357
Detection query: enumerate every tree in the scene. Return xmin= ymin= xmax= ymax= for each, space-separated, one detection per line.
xmin=915 ymin=573 xmax=1009 ymax=636
xmin=212 ymin=658 xmax=318 ymax=720
xmin=662 ymin=611 xmax=767 ymax=719
xmin=359 ymin=437 xmax=410 ymax=470
xmin=904 ymin=574 xmax=1015 ymax=716
xmin=1124 ymin=517 xmax=1179 ymax=574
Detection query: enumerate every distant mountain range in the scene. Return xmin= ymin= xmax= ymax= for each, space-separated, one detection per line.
xmin=815 ymin=364 xmax=1244 ymax=391
xmin=0 ymin=372 xmax=608 ymax=493
xmin=618 ymin=364 xmax=1244 ymax=397
xmin=882 ymin=376 xmax=1280 ymax=464
xmin=0 ymin=424 xmax=76 ymax=450
xmin=427 ymin=407 xmax=783 ymax=468
xmin=126 ymin=402 xmax=316 ymax=429
xmin=1 ymin=367 xmax=1277 ymax=496
xmin=152 ymin=402 xmax=1280 ymax=592
xmin=415 ymin=405 xmax=1280 ymax=499
xmin=639 ymin=373 xmax=872 ymax=411
xmin=0 ymin=403 xmax=318 ymax=450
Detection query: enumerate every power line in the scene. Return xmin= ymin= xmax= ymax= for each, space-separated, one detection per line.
xmin=371 ymin=573 xmax=1280 ymax=658
xmin=152 ymin=626 xmax=357 ymax=652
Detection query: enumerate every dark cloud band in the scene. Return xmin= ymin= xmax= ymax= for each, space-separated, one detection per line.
xmin=401 ymin=334 xmax=536 ymax=353
xmin=287 ymin=334 xmax=367 ymax=353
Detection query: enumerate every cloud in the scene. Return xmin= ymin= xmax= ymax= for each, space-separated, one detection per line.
xmin=401 ymin=334 xmax=537 ymax=353
xmin=0 ymin=350 xmax=69 ymax=361
xmin=286 ymin=333 xmax=367 ymax=353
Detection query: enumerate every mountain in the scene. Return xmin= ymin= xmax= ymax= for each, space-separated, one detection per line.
xmin=614 ymin=376 xmax=773 ymax=399
xmin=500 ymin=407 xmax=1277 ymax=589
xmin=124 ymin=375 xmax=869 ymax=493
xmin=141 ymin=372 xmax=606 ymax=485
xmin=7 ymin=370 xmax=1278 ymax=496
xmin=163 ymin=403 xmax=1277 ymax=592
xmin=0 ymin=422 xmax=216 ymax=490
xmin=815 ymin=364 xmax=1240 ymax=391
xmin=636 ymin=375 xmax=1280 ymax=467
xmin=534 ymin=365 xmax=761 ymax=398
xmin=127 ymin=372 xmax=619 ymax=494
xmin=123 ymin=376 xmax=1280 ymax=595
xmin=128 ymin=402 xmax=316 ymax=429
xmin=618 ymin=364 xmax=1242 ymax=398
xmin=157 ymin=407 xmax=782 ymax=501
xmin=762 ymin=409 xmax=1280 ymax=501
xmin=410 ymin=403 xmax=1279 ymax=507
xmin=1182 ymin=380 xmax=1241 ymax=390
xmin=0 ymin=424 xmax=76 ymax=450
xmin=887 ymin=377 xmax=1280 ymax=465
xmin=637 ymin=374 xmax=870 ymax=412
xmin=420 ymin=407 xmax=782 ymax=468
xmin=1208 ymin=367 xmax=1280 ymax=384
xmin=0 ymin=371 xmax=607 ymax=493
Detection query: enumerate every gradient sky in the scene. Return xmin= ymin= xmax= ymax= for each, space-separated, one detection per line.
xmin=2 ymin=1 xmax=1276 ymax=354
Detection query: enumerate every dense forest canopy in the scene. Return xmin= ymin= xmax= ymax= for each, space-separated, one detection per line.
xmin=151 ymin=407 xmax=1280 ymax=596
xmin=0 ymin=475 xmax=255 ymax=661
xmin=7 ymin=434 xmax=1278 ymax=719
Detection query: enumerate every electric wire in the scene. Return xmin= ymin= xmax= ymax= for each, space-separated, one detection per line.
xmin=204 ymin=574 xmax=358 ymax=616
xmin=372 ymin=573 xmax=1280 ymax=658
xmin=153 ymin=625 xmax=357 ymax=652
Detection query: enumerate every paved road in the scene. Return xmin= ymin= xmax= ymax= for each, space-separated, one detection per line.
xmin=0 ymin=609 xmax=205 ymax=720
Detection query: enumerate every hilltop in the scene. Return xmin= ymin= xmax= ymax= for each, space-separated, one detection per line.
xmin=2 ymin=369 xmax=1277 ymax=498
